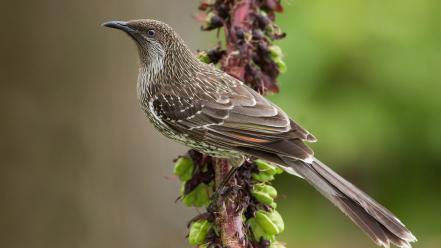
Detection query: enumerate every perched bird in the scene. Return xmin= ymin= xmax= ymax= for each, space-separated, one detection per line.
xmin=103 ymin=19 xmax=416 ymax=248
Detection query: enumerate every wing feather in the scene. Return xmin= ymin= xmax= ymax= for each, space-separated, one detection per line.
xmin=152 ymin=82 xmax=315 ymax=161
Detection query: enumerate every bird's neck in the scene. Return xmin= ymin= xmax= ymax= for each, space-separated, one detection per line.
xmin=137 ymin=42 xmax=199 ymax=100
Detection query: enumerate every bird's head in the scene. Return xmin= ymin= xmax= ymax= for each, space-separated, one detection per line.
xmin=103 ymin=19 xmax=190 ymax=67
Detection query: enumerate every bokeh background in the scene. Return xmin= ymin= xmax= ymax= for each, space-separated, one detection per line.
xmin=0 ymin=0 xmax=439 ymax=248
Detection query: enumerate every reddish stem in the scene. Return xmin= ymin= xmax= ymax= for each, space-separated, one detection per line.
xmin=214 ymin=158 xmax=245 ymax=248
xmin=213 ymin=1 xmax=255 ymax=247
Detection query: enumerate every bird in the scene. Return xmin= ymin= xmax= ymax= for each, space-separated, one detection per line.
xmin=103 ymin=19 xmax=417 ymax=248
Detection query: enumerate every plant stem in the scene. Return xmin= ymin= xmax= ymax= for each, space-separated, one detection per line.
xmin=214 ymin=158 xmax=245 ymax=248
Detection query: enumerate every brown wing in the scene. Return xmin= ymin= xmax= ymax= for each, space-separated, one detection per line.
xmin=152 ymin=82 xmax=316 ymax=162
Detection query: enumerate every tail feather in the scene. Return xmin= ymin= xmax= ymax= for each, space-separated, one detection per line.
xmin=279 ymin=156 xmax=417 ymax=248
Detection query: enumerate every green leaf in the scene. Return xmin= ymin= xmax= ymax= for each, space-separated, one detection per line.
xmin=188 ymin=219 xmax=212 ymax=246
xmin=173 ymin=157 xmax=194 ymax=181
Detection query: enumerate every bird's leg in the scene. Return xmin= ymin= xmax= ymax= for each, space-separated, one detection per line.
xmin=208 ymin=166 xmax=240 ymax=213
xmin=215 ymin=166 xmax=240 ymax=196
xmin=208 ymin=156 xmax=245 ymax=212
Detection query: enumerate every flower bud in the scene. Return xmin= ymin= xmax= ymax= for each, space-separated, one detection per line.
xmin=252 ymin=184 xmax=278 ymax=205
xmin=248 ymin=218 xmax=275 ymax=242
xmin=188 ymin=219 xmax=212 ymax=246
xmin=274 ymin=57 xmax=286 ymax=73
xmin=255 ymin=160 xmax=283 ymax=175
xmin=252 ymin=172 xmax=275 ymax=182
xmin=270 ymin=241 xmax=286 ymax=248
xmin=202 ymin=12 xmax=223 ymax=31
xmin=174 ymin=156 xmax=194 ymax=181
xmin=255 ymin=210 xmax=284 ymax=235
xmin=196 ymin=51 xmax=211 ymax=64
xmin=252 ymin=160 xmax=283 ymax=182
xmin=269 ymin=45 xmax=283 ymax=59
xmin=183 ymin=183 xmax=211 ymax=207
xmin=251 ymin=191 xmax=274 ymax=205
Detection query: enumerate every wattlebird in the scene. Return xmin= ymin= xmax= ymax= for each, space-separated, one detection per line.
xmin=103 ymin=19 xmax=416 ymax=248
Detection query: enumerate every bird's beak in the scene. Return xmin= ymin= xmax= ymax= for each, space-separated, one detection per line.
xmin=102 ymin=21 xmax=135 ymax=34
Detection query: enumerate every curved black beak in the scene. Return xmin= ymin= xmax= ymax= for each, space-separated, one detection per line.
xmin=102 ymin=21 xmax=135 ymax=33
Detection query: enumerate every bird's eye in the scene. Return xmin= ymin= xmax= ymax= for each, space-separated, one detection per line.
xmin=146 ymin=29 xmax=155 ymax=37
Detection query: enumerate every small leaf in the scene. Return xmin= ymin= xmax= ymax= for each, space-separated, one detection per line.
xmin=188 ymin=219 xmax=212 ymax=246
xmin=174 ymin=157 xmax=194 ymax=181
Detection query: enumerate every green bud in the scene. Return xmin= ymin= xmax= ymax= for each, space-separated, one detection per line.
xmin=174 ymin=157 xmax=194 ymax=181
xmin=254 ymin=184 xmax=278 ymax=199
xmin=274 ymin=167 xmax=284 ymax=175
xmin=252 ymin=160 xmax=283 ymax=182
xmin=252 ymin=172 xmax=275 ymax=182
xmin=180 ymin=182 xmax=185 ymax=195
xmin=252 ymin=184 xmax=278 ymax=205
xmin=188 ymin=219 xmax=212 ymax=246
xmin=255 ymin=160 xmax=278 ymax=175
xmin=270 ymin=241 xmax=286 ymax=248
xmin=251 ymin=191 xmax=274 ymax=205
xmin=183 ymin=183 xmax=211 ymax=207
xmin=196 ymin=51 xmax=211 ymax=64
xmin=274 ymin=57 xmax=287 ymax=73
xmin=270 ymin=201 xmax=277 ymax=209
xmin=269 ymin=45 xmax=283 ymax=59
xmin=255 ymin=211 xmax=279 ymax=235
xmin=201 ymin=12 xmax=223 ymax=31
xmin=248 ymin=218 xmax=275 ymax=242
xmin=268 ymin=210 xmax=284 ymax=233
xmin=255 ymin=210 xmax=285 ymax=235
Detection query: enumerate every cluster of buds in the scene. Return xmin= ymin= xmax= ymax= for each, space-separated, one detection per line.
xmin=174 ymin=151 xmax=286 ymax=247
xmin=174 ymin=151 xmax=214 ymax=208
xmin=173 ymin=1 xmax=289 ymax=247
xmin=196 ymin=0 xmax=287 ymax=94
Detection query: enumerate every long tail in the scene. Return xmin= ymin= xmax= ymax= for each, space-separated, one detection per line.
xmin=279 ymin=156 xmax=417 ymax=248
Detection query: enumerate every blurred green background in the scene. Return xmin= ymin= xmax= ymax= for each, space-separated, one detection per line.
xmin=0 ymin=0 xmax=439 ymax=248
xmin=271 ymin=1 xmax=440 ymax=247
